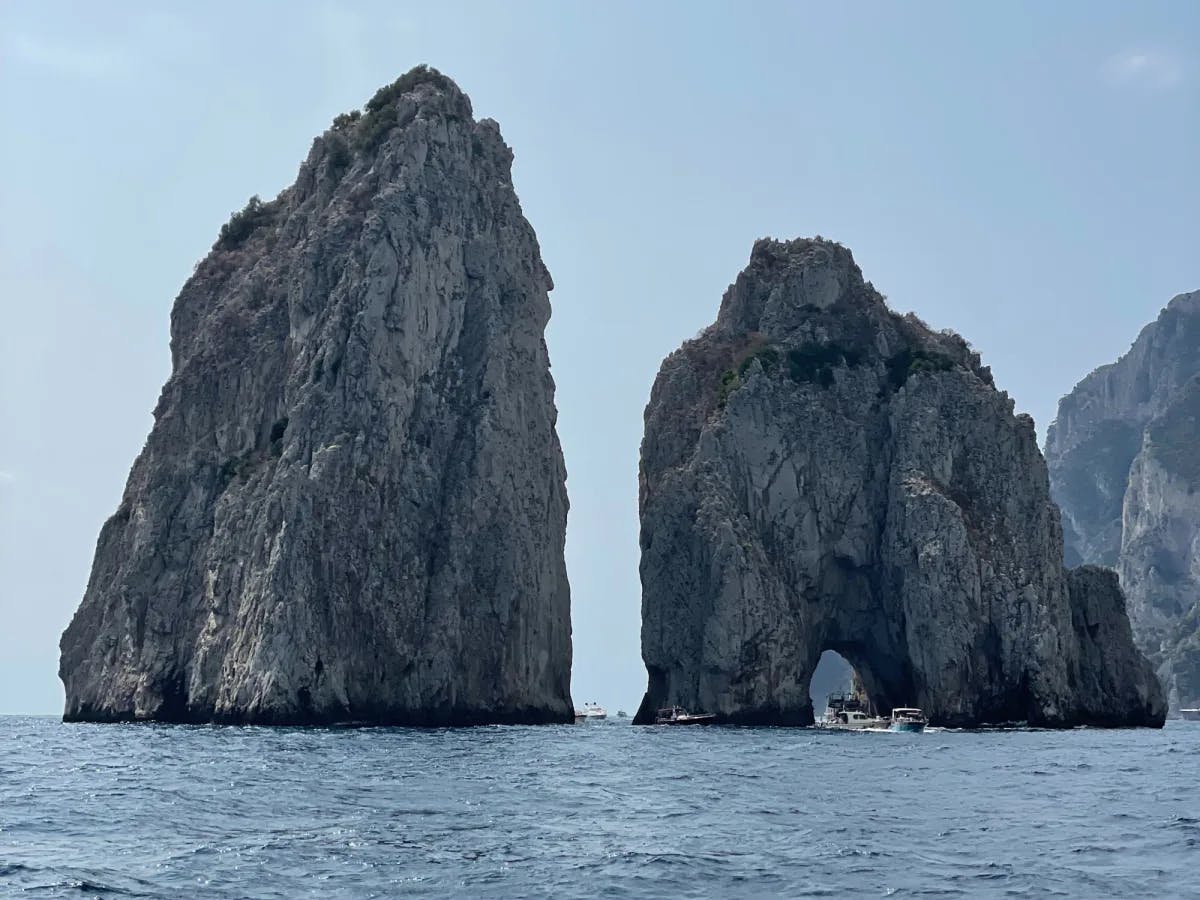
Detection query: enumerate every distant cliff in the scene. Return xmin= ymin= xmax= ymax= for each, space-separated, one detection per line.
xmin=1045 ymin=291 xmax=1200 ymax=711
xmin=635 ymin=238 xmax=1163 ymax=727
xmin=60 ymin=66 xmax=573 ymax=725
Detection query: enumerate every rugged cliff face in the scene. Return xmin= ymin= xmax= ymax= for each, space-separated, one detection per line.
xmin=1045 ymin=291 xmax=1200 ymax=710
xmin=60 ymin=67 xmax=573 ymax=725
xmin=635 ymin=238 xmax=1163 ymax=727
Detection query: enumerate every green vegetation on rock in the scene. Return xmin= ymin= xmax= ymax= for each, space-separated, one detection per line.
xmin=738 ymin=346 xmax=780 ymax=377
xmin=365 ymin=65 xmax=455 ymax=114
xmin=354 ymin=65 xmax=460 ymax=151
xmin=215 ymin=195 xmax=277 ymax=251
xmin=716 ymin=370 xmax=741 ymax=408
xmin=785 ymin=343 xmax=862 ymax=387
xmin=886 ymin=348 xmax=956 ymax=391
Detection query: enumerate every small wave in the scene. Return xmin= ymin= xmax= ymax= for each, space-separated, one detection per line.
xmin=1166 ymin=816 xmax=1200 ymax=831
xmin=20 ymin=878 xmax=137 ymax=896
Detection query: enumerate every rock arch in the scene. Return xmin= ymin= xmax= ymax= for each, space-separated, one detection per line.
xmin=633 ymin=237 xmax=1164 ymax=728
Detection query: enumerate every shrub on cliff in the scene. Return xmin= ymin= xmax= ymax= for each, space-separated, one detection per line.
xmin=786 ymin=343 xmax=861 ymax=387
xmin=326 ymin=134 xmax=352 ymax=172
xmin=215 ymin=195 xmax=276 ymax=251
xmin=364 ymin=65 xmax=455 ymax=114
xmin=738 ymin=346 xmax=780 ymax=377
xmin=717 ymin=370 xmax=740 ymax=408
xmin=353 ymin=65 xmax=461 ymax=152
xmin=886 ymin=348 xmax=955 ymax=390
xmin=356 ymin=103 xmax=398 ymax=152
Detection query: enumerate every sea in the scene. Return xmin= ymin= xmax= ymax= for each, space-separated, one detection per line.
xmin=1 ymin=716 xmax=1197 ymax=898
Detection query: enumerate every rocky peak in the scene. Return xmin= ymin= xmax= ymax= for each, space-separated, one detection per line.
xmin=636 ymin=238 xmax=1163 ymax=727
xmin=60 ymin=67 xmax=573 ymax=725
xmin=1046 ymin=290 xmax=1200 ymax=463
xmin=1046 ymin=288 xmax=1200 ymax=710
xmin=715 ymin=237 xmax=869 ymax=334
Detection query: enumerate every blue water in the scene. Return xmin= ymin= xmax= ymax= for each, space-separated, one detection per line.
xmin=1 ymin=717 xmax=1197 ymax=898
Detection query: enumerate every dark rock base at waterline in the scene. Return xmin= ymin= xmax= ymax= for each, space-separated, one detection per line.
xmin=631 ymin=692 xmax=1164 ymax=729
xmin=632 ymin=697 xmax=816 ymax=727
xmin=63 ymin=704 xmax=575 ymax=728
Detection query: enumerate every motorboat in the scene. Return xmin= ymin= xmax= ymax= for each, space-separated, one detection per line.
xmin=889 ymin=707 xmax=928 ymax=733
xmin=820 ymin=693 xmax=883 ymax=729
xmin=1181 ymin=708 xmax=1200 ymax=721
xmin=576 ymin=701 xmax=607 ymax=721
xmin=654 ymin=706 xmax=717 ymax=725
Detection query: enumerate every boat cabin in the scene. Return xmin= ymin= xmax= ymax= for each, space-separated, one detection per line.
xmin=836 ymin=710 xmax=874 ymax=725
xmin=825 ymin=693 xmax=866 ymax=714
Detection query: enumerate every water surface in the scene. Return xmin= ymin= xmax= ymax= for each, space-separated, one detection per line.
xmin=2 ymin=716 xmax=1197 ymax=897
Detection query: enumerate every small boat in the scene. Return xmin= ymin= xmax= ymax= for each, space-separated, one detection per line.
xmin=654 ymin=706 xmax=717 ymax=725
xmin=576 ymin=701 xmax=607 ymax=721
xmin=889 ymin=707 xmax=928 ymax=733
xmin=616 ymin=710 xmax=629 ymax=718
xmin=820 ymin=693 xmax=884 ymax=730
xmin=1181 ymin=708 xmax=1200 ymax=721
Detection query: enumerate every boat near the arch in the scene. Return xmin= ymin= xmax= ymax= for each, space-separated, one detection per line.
xmin=819 ymin=693 xmax=883 ymax=730
xmin=653 ymin=706 xmax=717 ymax=726
xmin=575 ymin=702 xmax=608 ymax=721
xmin=888 ymin=708 xmax=928 ymax=733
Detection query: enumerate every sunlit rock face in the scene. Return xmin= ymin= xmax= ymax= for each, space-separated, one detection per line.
xmin=1046 ymin=290 xmax=1200 ymax=711
xmin=635 ymin=238 xmax=1163 ymax=728
xmin=60 ymin=67 xmax=573 ymax=725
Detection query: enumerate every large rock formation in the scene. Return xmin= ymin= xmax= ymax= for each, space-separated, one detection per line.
xmin=60 ymin=67 xmax=573 ymax=725
xmin=635 ymin=238 xmax=1164 ymax=727
xmin=1045 ymin=291 xmax=1200 ymax=711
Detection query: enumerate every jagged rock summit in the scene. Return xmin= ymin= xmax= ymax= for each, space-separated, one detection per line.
xmin=1045 ymin=290 xmax=1200 ymax=711
xmin=634 ymin=237 xmax=1164 ymax=727
xmin=60 ymin=66 xmax=573 ymax=725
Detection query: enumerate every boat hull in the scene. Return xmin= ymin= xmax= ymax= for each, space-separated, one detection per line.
xmin=1180 ymin=709 xmax=1200 ymax=721
xmin=889 ymin=722 xmax=926 ymax=733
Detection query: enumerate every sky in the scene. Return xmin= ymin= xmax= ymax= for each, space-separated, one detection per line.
xmin=1 ymin=1 xmax=1197 ymax=715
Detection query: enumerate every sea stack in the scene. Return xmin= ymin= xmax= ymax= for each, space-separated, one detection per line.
xmin=60 ymin=67 xmax=573 ymax=725
xmin=634 ymin=237 xmax=1164 ymax=727
xmin=1045 ymin=290 xmax=1200 ymax=713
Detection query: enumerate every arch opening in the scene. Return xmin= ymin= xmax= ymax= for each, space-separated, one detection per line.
xmin=808 ymin=649 xmax=855 ymax=714
xmin=805 ymin=639 xmax=919 ymax=724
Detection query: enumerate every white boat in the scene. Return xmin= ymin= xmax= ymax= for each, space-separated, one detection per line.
xmin=889 ymin=707 xmax=928 ymax=733
xmin=822 ymin=708 xmax=880 ymax=729
xmin=575 ymin=701 xmax=607 ymax=721
xmin=1181 ymin=708 xmax=1200 ymax=721
xmin=820 ymin=693 xmax=884 ymax=730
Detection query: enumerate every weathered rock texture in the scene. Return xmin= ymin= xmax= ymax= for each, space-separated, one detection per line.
xmin=635 ymin=238 xmax=1163 ymax=727
xmin=60 ymin=67 xmax=573 ymax=725
xmin=1045 ymin=291 xmax=1200 ymax=711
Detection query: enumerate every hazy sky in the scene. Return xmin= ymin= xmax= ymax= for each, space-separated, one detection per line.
xmin=1 ymin=2 xmax=1197 ymax=715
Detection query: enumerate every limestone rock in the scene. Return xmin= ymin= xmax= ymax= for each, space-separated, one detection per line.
xmin=634 ymin=238 xmax=1163 ymax=727
xmin=1045 ymin=291 xmax=1200 ymax=710
xmin=60 ymin=67 xmax=573 ymax=725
